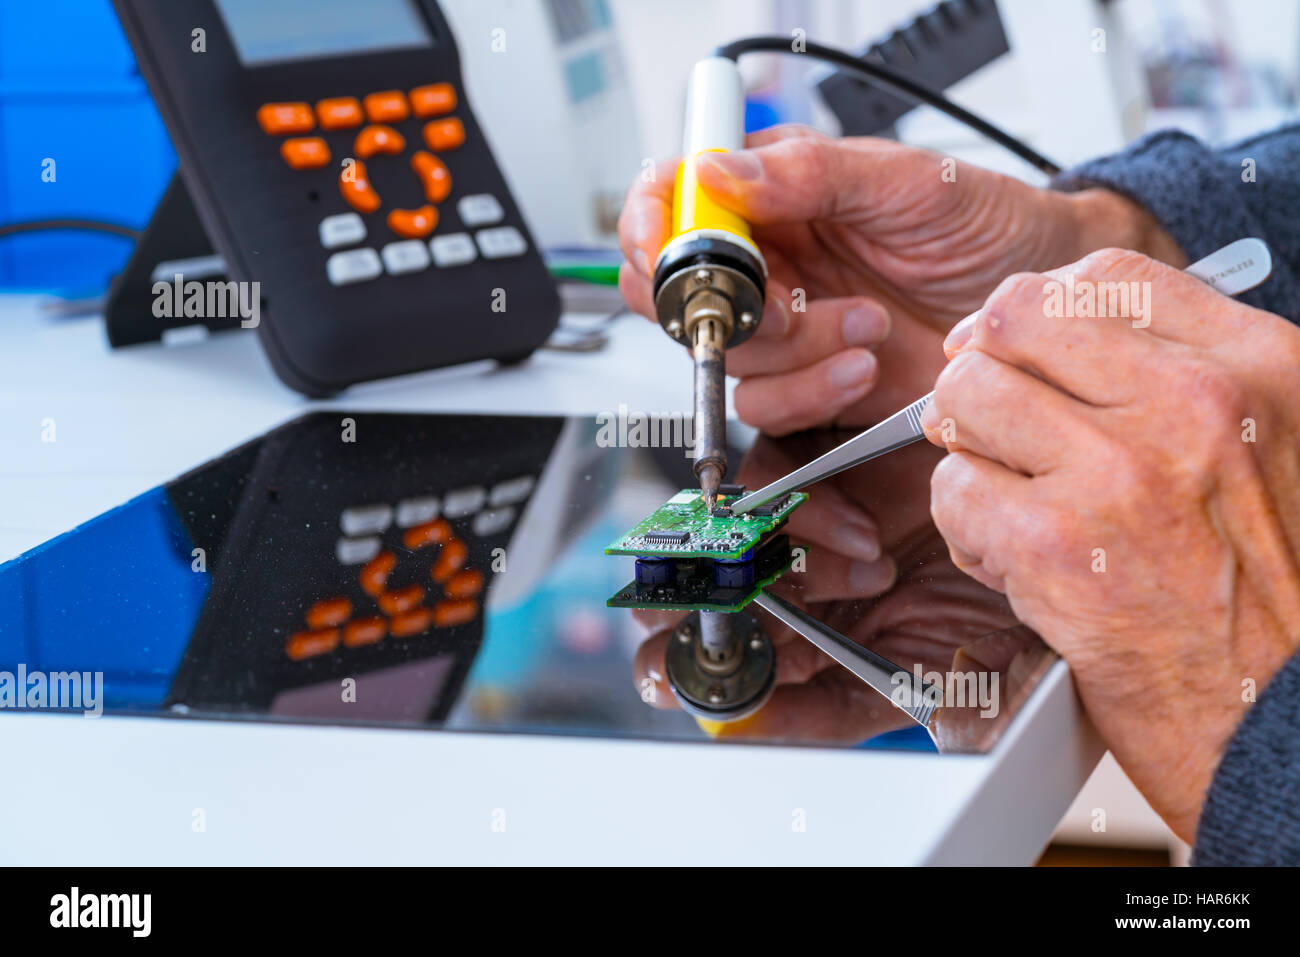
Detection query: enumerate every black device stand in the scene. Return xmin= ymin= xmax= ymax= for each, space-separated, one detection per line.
xmin=104 ymin=173 xmax=244 ymax=347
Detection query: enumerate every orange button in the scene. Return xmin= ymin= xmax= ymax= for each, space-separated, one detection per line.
xmin=378 ymin=584 xmax=425 ymax=616
xmin=411 ymin=151 xmax=451 ymax=203
xmin=410 ymin=83 xmax=457 ymax=117
xmin=423 ymin=117 xmax=465 ymax=151
xmin=404 ymin=518 xmax=451 ymax=550
xmin=286 ymin=628 xmax=340 ymax=661
xmin=390 ymin=607 xmax=434 ymax=638
xmin=444 ymin=568 xmax=483 ymax=599
xmin=363 ymin=90 xmax=410 ymax=123
xmin=354 ymin=124 xmax=406 ymax=160
xmin=434 ymin=598 xmax=477 ymax=628
xmin=343 ymin=617 xmax=387 ymax=648
xmin=306 ymin=597 xmax=352 ymax=629
xmin=432 ymin=538 xmax=468 ymax=583
xmin=257 ymin=102 xmax=315 ymax=134
xmin=280 ymin=136 xmax=331 ymax=169
xmin=360 ymin=548 xmax=396 ymax=595
xmin=387 ymin=205 xmax=438 ymax=239
xmin=316 ymin=96 xmax=363 ymax=130
xmin=339 ymin=159 xmax=382 ymax=214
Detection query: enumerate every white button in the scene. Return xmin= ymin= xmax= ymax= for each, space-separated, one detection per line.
xmin=340 ymin=504 xmax=393 ymax=536
xmin=396 ymin=496 xmax=440 ymax=527
xmin=319 ymin=213 xmax=366 ymax=249
xmin=430 ymin=232 xmax=478 ymax=267
xmin=475 ymin=226 xmax=527 ymax=259
xmin=473 ymin=506 xmax=516 ymax=537
xmin=443 ymin=486 xmax=486 ymax=518
xmin=458 ymin=193 xmax=504 ymax=226
xmin=326 ymin=248 xmax=381 ymax=285
xmin=381 ymin=239 xmax=431 ymax=275
xmin=336 ymin=536 xmax=382 ymax=565
xmin=489 ymin=475 xmax=535 ymax=507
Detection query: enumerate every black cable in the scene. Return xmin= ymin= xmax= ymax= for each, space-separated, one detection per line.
xmin=715 ymin=36 xmax=1063 ymax=176
xmin=0 ymin=219 xmax=140 ymax=240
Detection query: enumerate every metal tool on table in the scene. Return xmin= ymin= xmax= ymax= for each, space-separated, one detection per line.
xmin=653 ymin=56 xmax=767 ymax=514
xmin=731 ymin=237 xmax=1275 ymax=516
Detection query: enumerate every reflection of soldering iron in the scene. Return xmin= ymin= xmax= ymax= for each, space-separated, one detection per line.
xmin=653 ymin=57 xmax=766 ymax=513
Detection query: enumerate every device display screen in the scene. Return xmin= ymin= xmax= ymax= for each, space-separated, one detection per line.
xmin=214 ymin=0 xmax=433 ymax=66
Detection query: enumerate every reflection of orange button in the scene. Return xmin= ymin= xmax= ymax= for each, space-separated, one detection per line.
xmin=411 ymin=151 xmax=451 ymax=203
xmin=432 ymin=538 xmax=468 ymax=582
xmin=434 ymin=598 xmax=477 ymax=628
xmin=287 ymin=628 xmax=340 ymax=660
xmin=444 ymin=568 xmax=483 ymax=599
xmin=339 ymin=160 xmax=382 ymax=214
xmin=423 ymin=117 xmax=465 ymax=151
xmin=316 ymin=96 xmax=364 ymax=129
xmin=404 ymin=518 xmax=451 ymax=550
xmin=363 ymin=90 xmax=409 ymax=123
xmin=343 ymin=617 xmax=387 ymax=648
xmin=257 ymin=102 xmax=314 ymax=134
xmin=280 ymin=136 xmax=331 ymax=169
xmin=378 ymin=584 xmax=425 ymax=616
xmin=391 ymin=607 xmax=434 ymax=638
xmin=387 ymin=205 xmax=438 ymax=238
xmin=306 ymin=597 xmax=352 ymax=629
xmin=354 ymin=124 xmax=406 ymax=159
xmin=360 ymin=548 xmax=396 ymax=594
xmin=410 ymin=83 xmax=456 ymax=117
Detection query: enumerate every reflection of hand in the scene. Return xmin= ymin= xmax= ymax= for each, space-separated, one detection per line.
xmin=618 ymin=126 xmax=1183 ymax=434
xmin=924 ymin=248 xmax=1300 ymax=840
xmin=631 ymin=436 xmax=1021 ymax=745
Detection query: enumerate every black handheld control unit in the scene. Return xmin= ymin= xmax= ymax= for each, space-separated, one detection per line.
xmin=114 ymin=0 xmax=561 ymax=396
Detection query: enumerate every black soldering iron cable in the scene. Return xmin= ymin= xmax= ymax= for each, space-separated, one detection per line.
xmin=715 ymin=36 xmax=1063 ymax=177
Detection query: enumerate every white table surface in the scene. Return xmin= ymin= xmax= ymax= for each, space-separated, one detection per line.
xmin=0 ymin=294 xmax=1101 ymax=864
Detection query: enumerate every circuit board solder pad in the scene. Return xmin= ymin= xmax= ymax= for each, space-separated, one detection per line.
xmin=604 ymin=488 xmax=808 ymax=560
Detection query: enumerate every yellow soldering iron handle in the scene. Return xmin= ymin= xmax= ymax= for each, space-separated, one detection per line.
xmin=657 ymin=56 xmax=763 ymax=268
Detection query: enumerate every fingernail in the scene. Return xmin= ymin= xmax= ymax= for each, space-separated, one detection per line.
xmin=944 ymin=311 xmax=978 ymax=357
xmin=833 ymin=522 xmax=881 ymax=562
xmin=829 ymin=350 xmax=876 ymax=391
xmin=848 ymin=555 xmax=896 ymax=596
xmin=760 ymin=295 xmax=790 ymax=336
xmin=920 ymin=399 xmax=939 ymax=431
xmin=632 ymin=248 xmax=651 ymax=277
xmin=699 ymin=150 xmax=762 ymax=182
xmin=842 ymin=303 xmax=889 ymax=347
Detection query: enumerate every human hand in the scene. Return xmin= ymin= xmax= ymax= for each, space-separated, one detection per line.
xmin=618 ymin=126 xmax=1184 ymax=433
xmin=923 ymin=247 xmax=1300 ymax=840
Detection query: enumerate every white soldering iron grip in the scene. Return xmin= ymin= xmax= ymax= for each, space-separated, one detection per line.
xmin=682 ymin=56 xmax=746 ymax=155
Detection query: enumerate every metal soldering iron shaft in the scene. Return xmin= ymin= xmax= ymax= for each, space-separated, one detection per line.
xmin=689 ymin=292 xmax=730 ymax=512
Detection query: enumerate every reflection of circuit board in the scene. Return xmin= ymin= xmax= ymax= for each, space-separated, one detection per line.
xmin=607 ymin=534 xmax=800 ymax=612
xmin=604 ymin=487 xmax=807 ymax=560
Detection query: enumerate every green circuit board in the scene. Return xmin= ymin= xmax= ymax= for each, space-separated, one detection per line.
xmin=607 ymin=535 xmax=802 ymax=612
xmin=604 ymin=488 xmax=808 ymax=560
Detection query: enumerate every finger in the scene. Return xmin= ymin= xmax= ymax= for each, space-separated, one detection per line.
xmin=618 ymin=260 xmax=654 ymax=319
xmin=617 ymin=158 xmax=678 ymax=279
xmin=921 ymin=348 xmax=1108 ymax=476
xmin=772 ymin=550 xmax=897 ymax=604
xmin=728 ymin=296 xmax=890 ymax=378
xmin=942 ymin=269 xmax=1164 ymax=407
xmin=695 ymin=134 xmax=929 ymax=227
xmin=734 ymin=349 xmax=879 ymax=436
xmin=708 ymin=667 xmax=912 ymax=743
xmin=929 ymin=451 xmax=1032 ymax=592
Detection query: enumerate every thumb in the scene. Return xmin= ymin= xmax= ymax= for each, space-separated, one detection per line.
xmin=696 ymin=136 xmax=902 ymax=227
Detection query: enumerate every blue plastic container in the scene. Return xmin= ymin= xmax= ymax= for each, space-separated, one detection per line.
xmin=0 ymin=1 xmax=176 ymax=296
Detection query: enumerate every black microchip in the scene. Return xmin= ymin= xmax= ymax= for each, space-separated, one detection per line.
xmin=751 ymin=494 xmax=791 ymax=517
xmin=718 ymin=483 xmax=747 ymax=497
xmin=644 ymin=529 xmax=690 ymax=545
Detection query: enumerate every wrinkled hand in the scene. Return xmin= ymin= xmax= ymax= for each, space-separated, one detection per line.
xmin=618 ymin=126 xmax=1181 ymax=434
xmin=923 ymin=247 xmax=1300 ymax=841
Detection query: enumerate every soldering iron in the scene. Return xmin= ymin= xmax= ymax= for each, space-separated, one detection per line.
xmin=652 ymin=38 xmax=1062 ymax=514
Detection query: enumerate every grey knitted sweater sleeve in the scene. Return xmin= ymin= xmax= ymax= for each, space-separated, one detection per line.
xmin=1053 ymin=125 xmax=1300 ymax=865
xmin=1053 ymin=124 xmax=1300 ymax=324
